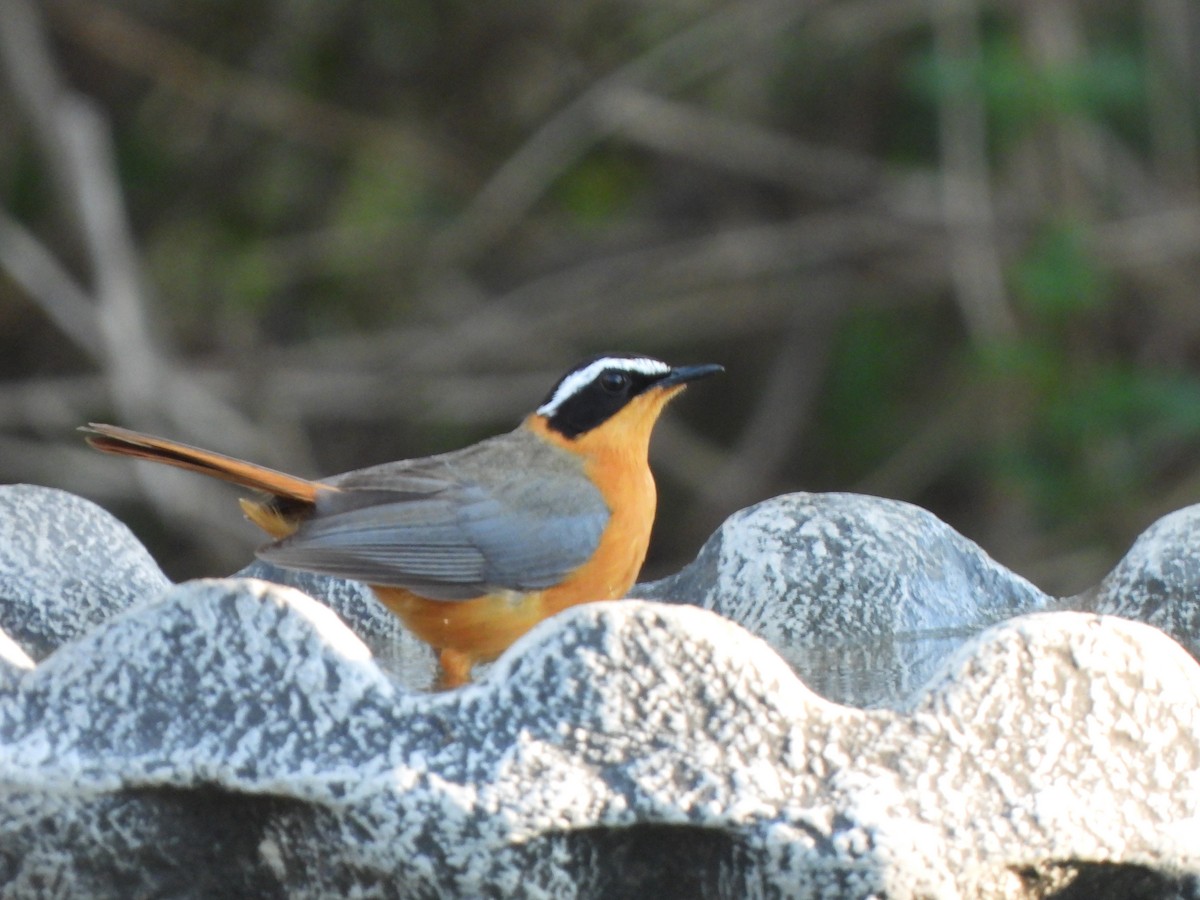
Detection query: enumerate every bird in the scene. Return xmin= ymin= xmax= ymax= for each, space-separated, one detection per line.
xmin=82 ymin=354 xmax=723 ymax=687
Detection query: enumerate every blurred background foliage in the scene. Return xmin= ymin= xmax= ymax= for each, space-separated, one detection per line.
xmin=3 ymin=0 xmax=1200 ymax=595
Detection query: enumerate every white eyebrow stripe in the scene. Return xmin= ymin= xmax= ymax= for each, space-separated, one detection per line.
xmin=537 ymin=357 xmax=671 ymax=416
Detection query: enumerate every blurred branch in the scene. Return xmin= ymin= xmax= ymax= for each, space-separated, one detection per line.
xmin=0 ymin=212 xmax=103 ymax=359
xmin=63 ymin=99 xmax=164 ymax=418
xmin=268 ymin=208 xmax=946 ymax=391
xmin=426 ymin=0 xmax=836 ymax=269
xmin=0 ymin=0 xmax=295 ymax=499
xmin=48 ymin=0 xmax=476 ymax=191
xmin=853 ymin=383 xmax=989 ymax=499
xmin=495 ymin=211 xmax=940 ymax=315
xmin=931 ymin=0 xmax=1018 ymax=343
xmin=1088 ymin=206 xmax=1200 ymax=266
xmin=593 ymin=86 xmax=883 ymax=200
xmin=0 ymin=0 xmax=161 ymax=421
xmin=1143 ymin=0 xmax=1200 ymax=197
xmin=696 ymin=314 xmax=836 ymax=516
xmin=1018 ymin=0 xmax=1094 ymax=214
xmin=805 ymin=0 xmax=931 ymax=50
xmin=0 ymin=432 xmax=260 ymax=559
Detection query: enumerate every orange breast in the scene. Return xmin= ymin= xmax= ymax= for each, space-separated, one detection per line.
xmin=371 ymin=447 xmax=655 ymax=667
xmin=538 ymin=433 xmax=656 ymax=613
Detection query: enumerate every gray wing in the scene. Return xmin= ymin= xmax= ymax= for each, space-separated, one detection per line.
xmin=255 ymin=433 xmax=610 ymax=601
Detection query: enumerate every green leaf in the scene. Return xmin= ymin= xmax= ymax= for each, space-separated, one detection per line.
xmin=1012 ymin=221 xmax=1107 ymax=319
xmin=553 ymin=152 xmax=642 ymax=222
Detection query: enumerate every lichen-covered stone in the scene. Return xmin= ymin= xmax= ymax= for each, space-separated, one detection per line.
xmin=0 ymin=579 xmax=1196 ymax=898
xmin=1067 ymin=503 xmax=1200 ymax=659
xmin=0 ymin=484 xmax=169 ymax=660
xmin=238 ymin=559 xmax=436 ymax=686
xmin=0 ymin=629 xmax=33 ymax=687
xmin=640 ymin=492 xmax=1052 ymax=707
xmin=2 ymin=484 xmax=1198 ymax=898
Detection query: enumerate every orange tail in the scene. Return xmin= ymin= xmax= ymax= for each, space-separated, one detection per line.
xmin=81 ymin=423 xmax=328 ymax=537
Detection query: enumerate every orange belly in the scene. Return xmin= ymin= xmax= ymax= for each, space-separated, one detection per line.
xmin=371 ymin=586 xmax=546 ymax=676
xmin=372 ymin=502 xmax=652 ymax=687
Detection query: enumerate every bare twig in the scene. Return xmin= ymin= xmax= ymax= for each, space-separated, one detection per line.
xmin=0 ymin=0 xmax=158 ymax=420
xmin=0 ymin=0 xmax=292 ymax=512
xmin=62 ymin=97 xmax=164 ymax=421
xmin=592 ymin=85 xmax=882 ymax=200
xmin=931 ymin=0 xmax=1018 ymax=342
xmin=0 ymin=211 xmax=103 ymax=359
xmin=47 ymin=0 xmax=475 ymax=190
xmin=1142 ymin=0 xmax=1200 ymax=197
xmin=853 ymin=382 xmax=988 ymax=499
xmin=425 ymin=0 xmax=837 ymax=269
xmin=1088 ymin=206 xmax=1200 ymax=267
xmin=1018 ymin=0 xmax=1095 ymax=214
xmin=696 ymin=314 xmax=836 ymax=515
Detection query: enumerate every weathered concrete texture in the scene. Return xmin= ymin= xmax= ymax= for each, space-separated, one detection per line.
xmin=0 ymin=577 xmax=1196 ymax=899
xmin=1 ymin=484 xmax=1198 ymax=898
xmin=0 ymin=484 xmax=170 ymax=660
xmin=1066 ymin=503 xmax=1200 ymax=660
xmin=640 ymin=492 xmax=1053 ymax=707
xmin=238 ymin=559 xmax=437 ymax=687
xmin=0 ymin=629 xmax=34 ymax=686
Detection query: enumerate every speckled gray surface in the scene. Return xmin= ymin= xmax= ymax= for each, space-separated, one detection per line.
xmin=640 ymin=492 xmax=1054 ymax=707
xmin=1 ymin=484 xmax=1198 ymax=898
xmin=238 ymin=559 xmax=436 ymax=687
xmin=0 ymin=484 xmax=170 ymax=660
xmin=0 ymin=629 xmax=33 ymax=685
xmin=1065 ymin=503 xmax=1200 ymax=660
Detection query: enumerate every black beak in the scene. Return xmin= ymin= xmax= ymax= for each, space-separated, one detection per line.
xmin=656 ymin=363 xmax=725 ymax=389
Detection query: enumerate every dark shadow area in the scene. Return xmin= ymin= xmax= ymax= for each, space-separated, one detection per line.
xmin=1020 ymin=861 xmax=1200 ymax=900
xmin=545 ymin=823 xmax=762 ymax=900
xmin=0 ymin=786 xmax=292 ymax=899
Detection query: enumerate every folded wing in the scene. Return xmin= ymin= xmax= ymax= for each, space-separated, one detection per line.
xmin=256 ymin=436 xmax=609 ymax=601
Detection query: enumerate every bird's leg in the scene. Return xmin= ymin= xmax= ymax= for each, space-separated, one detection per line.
xmin=435 ymin=648 xmax=474 ymax=690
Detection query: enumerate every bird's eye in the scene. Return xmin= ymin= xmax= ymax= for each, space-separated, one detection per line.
xmin=599 ymin=371 xmax=630 ymax=394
